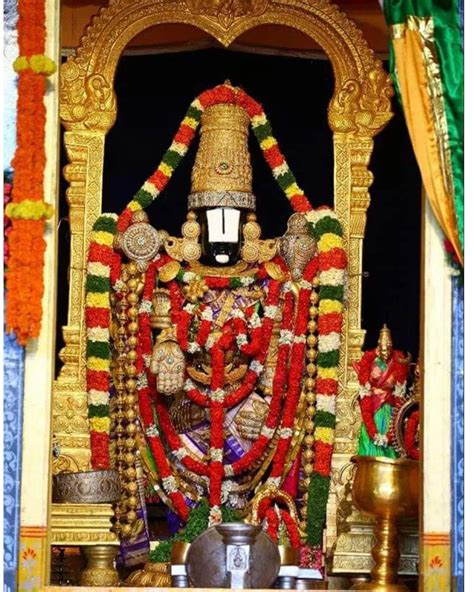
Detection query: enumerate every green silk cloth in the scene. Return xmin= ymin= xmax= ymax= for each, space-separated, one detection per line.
xmin=382 ymin=0 xmax=464 ymax=258
xmin=357 ymin=403 xmax=398 ymax=458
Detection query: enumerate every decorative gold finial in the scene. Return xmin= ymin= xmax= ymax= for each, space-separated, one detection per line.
xmin=188 ymin=88 xmax=256 ymax=211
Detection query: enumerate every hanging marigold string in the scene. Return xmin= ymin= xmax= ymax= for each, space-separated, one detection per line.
xmin=5 ymin=0 xmax=56 ymax=345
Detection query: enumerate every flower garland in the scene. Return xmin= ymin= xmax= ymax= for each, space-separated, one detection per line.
xmin=263 ymin=506 xmax=301 ymax=549
xmin=85 ymin=213 xmax=121 ymax=469
xmin=404 ymin=410 xmax=420 ymax=460
xmin=305 ymin=207 xmax=347 ymax=549
xmin=5 ymin=0 xmax=57 ymax=345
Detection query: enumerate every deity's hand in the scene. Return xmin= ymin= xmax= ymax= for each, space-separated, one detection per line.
xmin=235 ymin=399 xmax=269 ymax=441
xmin=170 ymin=398 xmax=206 ymax=433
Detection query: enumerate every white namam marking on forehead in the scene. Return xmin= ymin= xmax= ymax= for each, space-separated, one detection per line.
xmin=206 ymin=208 xmax=241 ymax=243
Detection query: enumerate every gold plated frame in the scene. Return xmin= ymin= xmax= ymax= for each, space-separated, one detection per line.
xmin=56 ymin=0 xmax=393 ymax=568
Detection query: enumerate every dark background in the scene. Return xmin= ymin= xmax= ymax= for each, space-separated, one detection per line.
xmin=57 ymin=48 xmax=421 ymax=373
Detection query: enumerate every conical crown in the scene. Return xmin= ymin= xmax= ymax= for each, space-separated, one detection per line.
xmin=188 ymin=93 xmax=256 ymax=211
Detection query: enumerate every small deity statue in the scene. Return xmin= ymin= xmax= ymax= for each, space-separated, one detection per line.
xmin=353 ymin=324 xmax=411 ymax=458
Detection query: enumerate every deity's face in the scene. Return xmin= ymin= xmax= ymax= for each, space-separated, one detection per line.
xmin=377 ymin=340 xmax=393 ymax=362
xmin=198 ymin=207 xmax=243 ymax=266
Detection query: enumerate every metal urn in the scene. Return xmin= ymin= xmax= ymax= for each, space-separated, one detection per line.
xmin=185 ymin=523 xmax=281 ymax=588
xmin=350 ymin=456 xmax=419 ymax=592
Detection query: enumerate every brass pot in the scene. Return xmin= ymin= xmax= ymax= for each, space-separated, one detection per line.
xmin=53 ymin=470 xmax=121 ymax=504
xmin=279 ymin=545 xmax=298 ymax=566
xmin=125 ymin=561 xmax=171 ymax=587
xmin=350 ymin=455 xmax=419 ymax=592
xmin=170 ymin=541 xmax=190 ymax=564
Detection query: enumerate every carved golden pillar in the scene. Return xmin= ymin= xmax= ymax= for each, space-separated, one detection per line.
xmin=54 ymin=77 xmax=115 ymax=467
xmin=329 ymin=132 xmax=418 ymax=575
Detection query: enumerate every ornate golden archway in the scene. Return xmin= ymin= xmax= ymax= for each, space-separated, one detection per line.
xmin=55 ymin=0 xmax=394 ymax=572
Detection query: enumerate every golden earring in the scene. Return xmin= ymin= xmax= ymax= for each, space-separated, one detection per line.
xmin=241 ymin=213 xmax=277 ymax=264
xmin=241 ymin=213 xmax=261 ymax=263
xmin=165 ymin=211 xmax=201 ymax=262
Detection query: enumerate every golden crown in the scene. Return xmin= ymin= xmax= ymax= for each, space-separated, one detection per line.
xmin=188 ymin=99 xmax=256 ymax=211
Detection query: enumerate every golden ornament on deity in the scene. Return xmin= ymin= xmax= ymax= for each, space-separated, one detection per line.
xmin=188 ymin=90 xmax=256 ymax=211
xmin=183 ymin=278 xmax=209 ymax=302
xmin=159 ymin=260 xmax=181 ymax=283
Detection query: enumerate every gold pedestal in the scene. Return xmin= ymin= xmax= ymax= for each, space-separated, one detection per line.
xmin=80 ymin=545 xmax=119 ymax=586
xmin=350 ymin=456 xmax=419 ymax=592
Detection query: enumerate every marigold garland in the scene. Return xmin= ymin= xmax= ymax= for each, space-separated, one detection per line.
xmin=5 ymin=0 xmax=57 ymax=345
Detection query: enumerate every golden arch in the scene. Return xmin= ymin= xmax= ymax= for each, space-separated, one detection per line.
xmin=56 ymin=0 xmax=394 ymax=567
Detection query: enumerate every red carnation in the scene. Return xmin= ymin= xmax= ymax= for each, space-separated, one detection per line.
xmin=236 ymin=88 xmax=264 ymax=117
xmin=90 ymin=432 xmax=110 ymax=469
xmin=149 ymin=169 xmax=169 ymax=191
xmin=319 ymin=248 xmax=347 ymax=271
xmin=316 ymin=378 xmax=338 ymax=395
xmin=290 ymin=194 xmax=312 ymax=213
xmin=264 ymin=144 xmax=285 ymax=168
xmin=199 ymin=85 xmax=236 ymax=108
xmin=175 ymin=123 xmax=196 ymax=145
xmin=117 ymin=208 xmax=133 ymax=233
xmin=85 ymin=307 xmax=110 ymax=328
xmin=314 ymin=441 xmax=333 ymax=476
xmin=318 ymin=312 xmax=343 ymax=334
xmin=88 ymin=243 xmax=114 ymax=266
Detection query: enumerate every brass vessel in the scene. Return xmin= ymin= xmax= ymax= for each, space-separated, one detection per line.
xmin=80 ymin=546 xmax=119 ymax=587
xmin=171 ymin=540 xmax=191 ymax=564
xmin=350 ymin=456 xmax=419 ymax=591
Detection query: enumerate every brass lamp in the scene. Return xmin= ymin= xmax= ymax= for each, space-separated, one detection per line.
xmin=350 ymin=455 xmax=419 ymax=591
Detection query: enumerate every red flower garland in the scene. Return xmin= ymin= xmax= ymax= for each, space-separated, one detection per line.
xmin=405 ymin=410 xmax=420 ymax=460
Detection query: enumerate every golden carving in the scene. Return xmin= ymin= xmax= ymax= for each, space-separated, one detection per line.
xmin=52 ymin=395 xmax=88 ymax=435
xmin=60 ymin=71 xmax=116 ymax=132
xmin=165 ymin=212 xmax=202 ymax=262
xmin=50 ymin=503 xmax=119 ymax=545
xmin=191 ymin=102 xmax=254 ymax=199
xmin=241 ymin=213 xmax=278 ymax=263
xmin=57 ymin=0 xmax=393 ymax=575
xmin=185 ymin=0 xmax=269 ymax=29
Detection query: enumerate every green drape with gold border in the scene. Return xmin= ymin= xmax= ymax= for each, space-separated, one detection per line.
xmin=381 ymin=0 xmax=463 ymax=264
